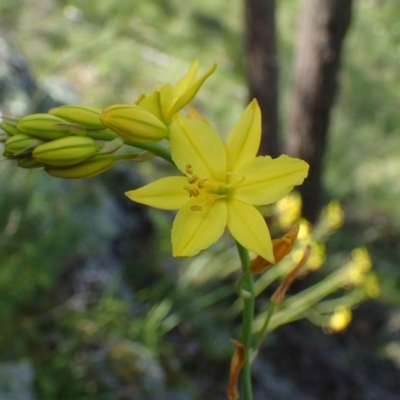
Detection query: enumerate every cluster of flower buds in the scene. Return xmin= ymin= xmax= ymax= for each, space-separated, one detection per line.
xmin=0 ymin=105 xmax=119 ymax=178
xmin=1 ymin=60 xmax=217 ymax=178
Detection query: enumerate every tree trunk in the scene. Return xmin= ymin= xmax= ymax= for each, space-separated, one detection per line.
xmin=286 ymin=0 xmax=352 ymax=223
xmin=244 ymin=0 xmax=280 ymax=157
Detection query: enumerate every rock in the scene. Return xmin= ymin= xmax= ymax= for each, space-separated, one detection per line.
xmin=0 ymin=359 xmax=35 ymax=400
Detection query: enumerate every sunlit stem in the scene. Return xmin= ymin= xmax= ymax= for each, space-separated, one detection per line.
xmin=86 ymin=131 xmax=174 ymax=164
xmin=236 ymin=241 xmax=254 ymax=400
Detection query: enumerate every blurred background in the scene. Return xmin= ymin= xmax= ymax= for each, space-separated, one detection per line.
xmin=1 ymin=0 xmax=400 ymax=399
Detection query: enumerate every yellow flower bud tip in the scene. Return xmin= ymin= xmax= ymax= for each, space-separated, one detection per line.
xmin=250 ymin=225 xmax=300 ymax=275
xmin=100 ymin=105 xmax=169 ymax=143
xmin=329 ymin=307 xmax=352 ymax=332
xmin=5 ymin=134 xmax=41 ymax=155
xmin=17 ymin=113 xmax=77 ymax=140
xmin=33 ymin=136 xmax=100 ymax=167
xmin=45 ymin=154 xmax=114 ymax=179
xmin=48 ymin=105 xmax=105 ymax=130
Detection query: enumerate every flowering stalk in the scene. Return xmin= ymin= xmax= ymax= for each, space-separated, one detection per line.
xmin=86 ymin=130 xmax=174 ymax=164
xmin=236 ymin=241 xmax=255 ymax=400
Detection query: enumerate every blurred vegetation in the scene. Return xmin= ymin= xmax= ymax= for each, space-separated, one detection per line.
xmin=1 ymin=0 xmax=400 ymax=398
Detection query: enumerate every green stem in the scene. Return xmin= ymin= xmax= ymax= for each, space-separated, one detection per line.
xmin=254 ymin=302 xmax=276 ymax=352
xmin=236 ymin=241 xmax=254 ymax=400
xmin=87 ymin=131 xmax=174 ymax=164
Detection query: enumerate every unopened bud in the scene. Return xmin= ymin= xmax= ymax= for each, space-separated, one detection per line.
xmin=48 ymin=105 xmax=105 ymax=130
xmin=5 ymin=134 xmax=41 ymax=155
xmin=18 ymin=113 xmax=86 ymax=140
xmin=18 ymin=157 xmax=44 ymax=169
xmin=1 ymin=119 xmax=21 ymax=136
xmin=33 ymin=136 xmax=101 ymax=167
xmin=45 ymin=154 xmax=114 ymax=179
xmin=100 ymin=105 xmax=168 ymax=142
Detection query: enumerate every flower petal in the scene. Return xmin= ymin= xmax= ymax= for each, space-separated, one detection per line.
xmin=158 ymin=84 xmax=175 ymax=123
xmin=225 ymin=99 xmax=261 ymax=171
xmin=169 ymin=115 xmax=226 ymax=181
xmin=227 ymin=199 xmax=274 ymax=263
xmin=136 ymin=90 xmax=164 ymax=122
xmin=125 ymin=176 xmax=189 ymax=210
xmin=234 ymin=155 xmax=309 ymax=205
xmin=172 ymin=199 xmax=227 ymax=256
xmin=174 ymin=60 xmax=199 ymax=99
xmin=168 ymin=63 xmax=217 ymax=119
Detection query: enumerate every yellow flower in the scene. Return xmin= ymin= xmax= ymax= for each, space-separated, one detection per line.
xmin=126 ymin=100 xmax=309 ymax=261
xmin=136 ymin=60 xmax=216 ymax=125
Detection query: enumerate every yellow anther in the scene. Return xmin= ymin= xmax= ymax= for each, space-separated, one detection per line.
xmin=191 ymin=205 xmax=203 ymax=211
xmin=197 ymin=178 xmax=208 ymax=188
xmin=185 ymin=164 xmax=194 ymax=174
xmin=184 ymin=186 xmax=200 ymax=197
xmin=188 ymin=175 xmax=199 ymax=184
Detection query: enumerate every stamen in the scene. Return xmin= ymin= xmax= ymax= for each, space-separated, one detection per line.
xmin=184 ymin=186 xmax=200 ymax=197
xmin=188 ymin=175 xmax=199 ymax=184
xmin=197 ymin=178 xmax=208 ymax=188
xmin=191 ymin=205 xmax=203 ymax=211
xmin=185 ymin=164 xmax=194 ymax=175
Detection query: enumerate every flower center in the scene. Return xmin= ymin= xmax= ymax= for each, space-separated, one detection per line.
xmin=184 ymin=164 xmax=229 ymax=211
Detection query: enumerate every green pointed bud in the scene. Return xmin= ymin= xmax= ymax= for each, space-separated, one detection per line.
xmin=100 ymin=105 xmax=168 ymax=142
xmin=33 ymin=136 xmax=101 ymax=167
xmin=18 ymin=157 xmax=44 ymax=169
xmin=3 ymin=150 xmax=14 ymax=158
xmin=1 ymin=119 xmax=21 ymax=136
xmin=45 ymin=154 xmax=114 ymax=179
xmin=18 ymin=113 xmax=86 ymax=140
xmin=5 ymin=134 xmax=41 ymax=155
xmin=48 ymin=105 xmax=105 ymax=130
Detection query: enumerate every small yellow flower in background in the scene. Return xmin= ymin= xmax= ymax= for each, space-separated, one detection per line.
xmin=137 ymin=60 xmax=217 ymax=125
xmin=329 ymin=307 xmax=352 ymax=332
xmin=308 ymin=241 xmax=326 ymax=270
xmin=323 ymin=200 xmax=344 ymax=230
xmin=126 ymin=100 xmax=308 ymax=261
xmin=346 ymin=247 xmax=372 ymax=285
xmin=363 ymin=273 xmax=380 ymax=298
xmin=275 ymin=192 xmax=302 ymax=229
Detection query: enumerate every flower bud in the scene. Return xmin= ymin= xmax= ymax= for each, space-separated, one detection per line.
xmin=33 ymin=136 xmax=101 ymax=167
xmin=100 ymin=105 xmax=168 ymax=142
xmin=18 ymin=157 xmax=44 ymax=169
xmin=5 ymin=134 xmax=41 ymax=155
xmin=45 ymin=154 xmax=114 ymax=179
xmin=1 ymin=119 xmax=21 ymax=136
xmin=48 ymin=105 xmax=105 ymax=130
xmin=18 ymin=113 xmax=86 ymax=140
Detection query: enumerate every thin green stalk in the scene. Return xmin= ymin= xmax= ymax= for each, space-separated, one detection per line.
xmin=254 ymin=302 xmax=277 ymax=352
xmin=236 ymin=241 xmax=254 ymax=400
xmin=87 ymin=131 xmax=174 ymax=164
